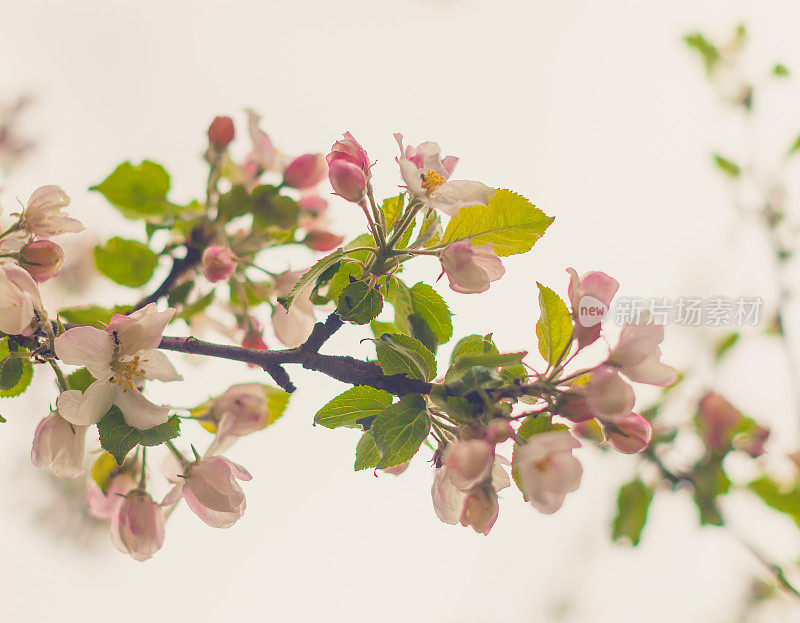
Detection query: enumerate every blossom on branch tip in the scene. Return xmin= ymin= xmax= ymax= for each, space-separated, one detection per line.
xmin=19 ymin=239 xmax=65 ymax=282
xmin=31 ymin=410 xmax=87 ymax=479
xmin=207 ymin=116 xmax=235 ymax=150
xmin=162 ymin=456 xmax=252 ymax=528
xmin=443 ymin=439 xmax=494 ymax=489
xmin=395 ymin=133 xmax=494 ymax=217
xmin=54 ymin=303 xmax=182 ymax=430
xmin=23 ymin=185 xmax=84 ymax=237
xmin=514 ymin=431 xmax=582 ymax=514
xmin=271 ymin=270 xmax=315 ymax=347
xmin=608 ymin=318 xmax=678 ymax=387
xmin=585 ymin=365 xmax=635 ymax=420
xmin=0 ymin=262 xmax=43 ymax=335
xmin=566 ymin=267 xmax=619 ymax=348
xmin=201 ymin=245 xmax=237 ymax=282
xmin=440 ymin=241 xmax=505 ymax=294
xmin=111 ymin=490 xmax=165 ymax=562
xmin=88 ymin=472 xmax=137 ymax=520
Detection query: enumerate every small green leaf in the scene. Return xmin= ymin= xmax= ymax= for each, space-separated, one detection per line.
xmin=315 ymin=386 xmax=393 ymax=429
xmin=176 ymin=291 xmax=215 ymax=321
xmin=59 ymin=305 xmax=129 ymax=325
xmin=789 ymin=134 xmax=800 ymax=156
xmin=683 ymin=32 xmax=721 ymax=74
xmin=94 ymin=237 xmax=159 ymax=288
xmin=354 ymin=430 xmax=381 ymax=471
xmin=265 ymin=387 xmax=291 ymax=426
xmin=251 ymin=185 xmax=299 ymax=229
xmin=278 ymin=249 xmax=346 ymax=311
xmin=612 ymin=480 xmax=654 ymax=546
xmin=97 ymin=407 xmax=181 ymax=465
xmin=336 ymin=281 xmax=383 ymax=325
xmin=773 ymin=63 xmax=789 ymax=77
xmin=0 ymin=357 xmax=24 ymax=390
xmin=371 ymin=394 xmax=429 ymax=468
xmin=714 ymin=332 xmax=740 ymax=362
xmin=409 ymin=283 xmax=452 ymax=344
xmin=517 ymin=415 xmax=568 ymax=440
xmin=381 ymin=195 xmax=404 ymax=230
xmin=748 ymin=476 xmax=800 ymax=529
xmin=445 ymin=351 xmax=526 ymax=383
xmin=535 ymin=283 xmax=572 ymax=366
xmin=91 ymin=160 xmax=179 ymax=220
xmin=67 ymin=367 xmax=95 ymax=392
xmin=713 ymin=154 xmax=741 ymax=178
xmin=167 ymin=281 xmax=194 ymax=307
xmin=449 ymin=334 xmax=498 ymax=367
xmin=375 ymin=333 xmax=436 ymax=381
xmin=441 ymin=189 xmax=553 ymax=257
xmin=91 ymin=452 xmax=119 ymax=494
xmin=407 ymin=313 xmax=438 ymax=354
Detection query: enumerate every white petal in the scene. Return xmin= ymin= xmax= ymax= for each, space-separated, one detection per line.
xmin=139 ymin=349 xmax=182 ymax=382
xmin=76 ymin=381 xmax=114 ymax=425
xmin=112 ymin=386 xmax=170 ymax=430
xmin=55 ymin=390 xmax=83 ymax=424
xmin=54 ymin=327 xmax=114 ymax=378
xmin=429 ymin=180 xmax=495 ymax=217
xmin=117 ymin=306 xmax=176 ymax=354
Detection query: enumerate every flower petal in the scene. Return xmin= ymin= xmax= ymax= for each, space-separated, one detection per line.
xmin=139 ymin=349 xmax=182 ymax=382
xmin=112 ymin=386 xmax=170 ymax=430
xmin=54 ymin=326 xmax=114 ymax=379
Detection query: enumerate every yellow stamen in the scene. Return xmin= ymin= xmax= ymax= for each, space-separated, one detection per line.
xmin=420 ymin=169 xmax=446 ymax=196
xmin=110 ymin=355 xmax=148 ymax=392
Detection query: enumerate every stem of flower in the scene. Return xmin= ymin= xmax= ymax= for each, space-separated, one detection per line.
xmin=165 ymin=439 xmax=190 ymax=470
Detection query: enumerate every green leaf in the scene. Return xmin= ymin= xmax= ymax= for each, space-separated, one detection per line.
xmin=612 ymin=480 xmax=654 ymax=546
xmin=381 ymin=195 xmax=404 ymax=229
xmin=683 ymin=32 xmax=721 ymax=74
xmin=278 ymin=249 xmax=346 ymax=311
xmin=336 ymin=281 xmax=383 ymax=325
xmin=0 ymin=357 xmax=24 ymax=390
xmin=449 ymin=334 xmax=499 ymax=367
xmin=94 ymin=237 xmax=159 ymax=288
xmin=692 ymin=456 xmax=730 ymax=526
xmin=773 ymin=63 xmax=789 ymax=77
xmin=97 ymin=407 xmax=181 ymax=465
xmin=441 ymin=189 xmax=553 ymax=257
xmin=315 ymin=386 xmax=393 ymax=430
xmin=326 ymin=260 xmax=363 ymax=303
xmin=445 ymin=351 xmax=526 ymax=383
xmin=371 ymin=394 xmax=429 ymax=468
xmin=176 ymin=291 xmax=215 ymax=321
xmin=714 ymin=332 xmax=740 ymax=362
xmin=59 ymin=305 xmax=129 ymax=325
xmin=713 ymin=154 xmax=741 ymax=178
xmin=517 ymin=415 xmax=568 ymax=440
xmin=749 ymin=476 xmax=800 ymax=529
xmin=251 ymin=185 xmax=299 ymax=229
xmin=91 ymin=452 xmax=119 ymax=494
xmin=409 ymin=283 xmax=452 ymax=344
xmin=67 ymin=367 xmax=95 ymax=392
xmin=91 ymin=160 xmax=179 ymax=220
xmin=375 ymin=333 xmax=436 ymax=381
xmin=535 ymin=283 xmax=572 ymax=366
xmin=407 ymin=313 xmax=438 ymax=354
xmin=265 ymin=387 xmax=291 ymax=426
xmin=354 ymin=430 xmax=381 ymax=471
xmin=789 ymin=134 xmax=800 ymax=156
xmin=167 ymin=281 xmax=194 ymax=307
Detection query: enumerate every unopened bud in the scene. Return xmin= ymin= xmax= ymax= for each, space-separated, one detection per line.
xmin=207 ymin=116 xmax=235 ymax=150
xmin=328 ymin=159 xmax=366 ymax=203
xmin=283 ymin=154 xmax=327 ymax=189
xmin=202 ymin=245 xmax=237 ymax=283
xmin=20 ymin=240 xmax=65 ymax=282
xmin=304 ymin=230 xmax=344 ymax=252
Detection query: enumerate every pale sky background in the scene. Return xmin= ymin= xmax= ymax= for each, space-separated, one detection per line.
xmin=3 ymin=1 xmax=800 ymax=621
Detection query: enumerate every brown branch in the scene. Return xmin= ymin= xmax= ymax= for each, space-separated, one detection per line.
xmin=130 ymin=245 xmax=204 ymax=312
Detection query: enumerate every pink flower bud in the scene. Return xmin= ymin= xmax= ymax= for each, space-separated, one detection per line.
xmin=698 ymin=392 xmax=741 ymax=452
xmin=88 ymin=472 xmax=137 ymax=520
xmin=566 ymin=268 xmax=619 ymax=348
xmin=298 ymin=193 xmax=328 ymax=214
xmin=304 ymin=230 xmax=344 ymax=252
xmin=486 ymin=419 xmax=513 ymax=443
xmin=585 ymin=365 xmax=635 ymax=420
xmin=440 ymin=241 xmax=505 ymax=294
xmin=602 ymin=412 xmax=652 ymax=454
xmin=328 ymin=159 xmax=367 ymax=202
xmin=327 ymin=132 xmax=371 ymax=174
xmin=209 ymin=382 xmax=271 ymax=436
xmin=31 ymin=410 xmax=87 ymax=479
xmin=283 ymin=154 xmax=328 ymax=189
xmin=19 ymin=239 xmax=65 ymax=282
xmin=242 ymin=327 xmax=268 ymax=352
xmin=207 ymin=116 xmax=235 ymax=149
xmin=202 ymin=245 xmax=237 ymax=282
xmin=557 ymin=391 xmax=595 ymax=423
xmin=444 ymin=439 xmax=494 ymax=489
xmin=736 ymin=424 xmax=770 ymax=458
xmin=111 ymin=490 xmax=165 ymax=562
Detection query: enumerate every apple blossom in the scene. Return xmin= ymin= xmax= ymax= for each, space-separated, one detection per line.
xmin=271 ymin=269 xmax=315 ymax=347
xmin=22 ymin=185 xmax=84 ymax=237
xmin=443 ymin=439 xmax=494 ymax=489
xmin=202 ymin=245 xmax=237 ymax=282
xmin=31 ymin=410 xmax=88 ymax=479
xmin=111 ymin=490 xmax=166 ymax=562
xmin=19 ymin=239 xmax=65 ymax=282
xmin=395 ymin=134 xmax=494 ymax=217
xmin=303 ymin=230 xmax=344 ymax=252
xmin=204 ymin=383 xmax=273 ymax=454
xmin=0 ymin=262 xmax=43 ymax=335
xmin=515 ymin=431 xmax=582 ymax=514
xmin=736 ymin=423 xmax=770 ymax=458
xmin=602 ymin=412 xmax=653 ymax=454
xmin=54 ymin=303 xmax=182 ymax=430
xmin=162 ymin=456 xmax=252 ymax=528
xmin=432 ymin=454 xmax=510 ymax=534
xmin=608 ymin=319 xmax=678 ymax=387
xmin=697 ymin=392 xmax=741 ymax=452
xmin=585 ymin=365 xmax=635 ymax=420
xmin=440 ymin=241 xmax=505 ymax=294
xmin=283 ymin=153 xmax=327 ymax=189
xmin=327 ymin=132 xmax=371 ymax=175
xmin=328 ymin=160 xmax=367 ymax=203
xmin=566 ymin=267 xmax=619 ymax=348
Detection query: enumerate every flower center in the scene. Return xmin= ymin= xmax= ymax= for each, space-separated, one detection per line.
xmin=420 ymin=169 xmax=445 ymax=196
xmin=110 ymin=355 xmax=147 ymax=392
